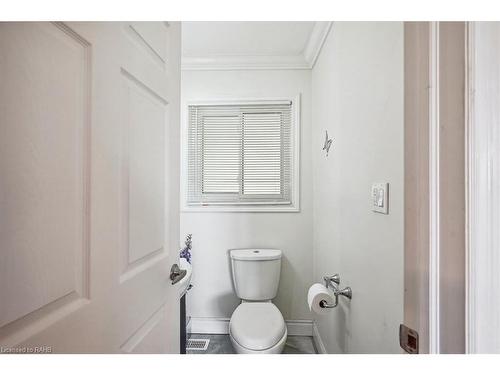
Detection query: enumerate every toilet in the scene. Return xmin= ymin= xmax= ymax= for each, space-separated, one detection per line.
xmin=229 ymin=249 xmax=287 ymax=354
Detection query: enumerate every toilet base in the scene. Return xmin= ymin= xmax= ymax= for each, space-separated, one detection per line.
xmin=229 ymin=328 xmax=287 ymax=354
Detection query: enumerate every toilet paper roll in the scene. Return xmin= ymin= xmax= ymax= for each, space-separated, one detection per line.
xmin=307 ymin=283 xmax=335 ymax=315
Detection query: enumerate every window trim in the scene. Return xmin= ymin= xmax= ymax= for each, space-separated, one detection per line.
xmin=181 ymin=95 xmax=301 ymax=212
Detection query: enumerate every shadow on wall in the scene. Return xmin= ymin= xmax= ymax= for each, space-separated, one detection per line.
xmin=225 ymin=248 xmax=237 ymax=298
xmin=215 ymin=291 xmax=238 ymax=316
xmin=336 ymin=301 xmax=349 ymax=352
xmin=273 ymin=253 xmax=299 ymax=315
xmin=316 ymin=297 xmax=349 ymax=353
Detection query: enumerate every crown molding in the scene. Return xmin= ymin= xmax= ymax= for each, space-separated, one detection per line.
xmin=303 ymin=21 xmax=333 ymax=68
xmin=181 ymin=54 xmax=310 ymax=71
xmin=181 ymin=21 xmax=333 ymax=71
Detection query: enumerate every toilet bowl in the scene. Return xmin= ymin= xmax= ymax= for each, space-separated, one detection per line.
xmin=229 ymin=302 xmax=287 ymax=354
xmin=229 ymin=249 xmax=287 ymax=354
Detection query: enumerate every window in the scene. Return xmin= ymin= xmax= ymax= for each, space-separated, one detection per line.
xmin=186 ymin=99 xmax=299 ymax=211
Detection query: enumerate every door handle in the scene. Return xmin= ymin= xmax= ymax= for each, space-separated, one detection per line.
xmin=170 ymin=263 xmax=187 ymax=285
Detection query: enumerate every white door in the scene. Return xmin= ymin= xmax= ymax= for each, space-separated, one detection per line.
xmin=0 ymin=22 xmax=181 ymax=353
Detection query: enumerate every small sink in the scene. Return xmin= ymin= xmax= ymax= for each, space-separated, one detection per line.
xmin=178 ymin=258 xmax=192 ymax=298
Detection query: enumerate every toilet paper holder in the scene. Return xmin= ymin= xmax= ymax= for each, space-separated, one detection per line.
xmin=320 ymin=274 xmax=352 ymax=308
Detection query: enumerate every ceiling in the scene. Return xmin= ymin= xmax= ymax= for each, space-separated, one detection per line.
xmin=181 ymin=21 xmax=332 ymax=70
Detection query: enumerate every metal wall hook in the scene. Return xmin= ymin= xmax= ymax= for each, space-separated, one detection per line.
xmin=323 ymin=130 xmax=333 ymax=157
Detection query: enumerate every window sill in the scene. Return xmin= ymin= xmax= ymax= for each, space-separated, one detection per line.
xmin=181 ymin=204 xmax=300 ymax=213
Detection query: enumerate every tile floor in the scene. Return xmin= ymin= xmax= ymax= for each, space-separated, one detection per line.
xmin=186 ymin=334 xmax=317 ymax=354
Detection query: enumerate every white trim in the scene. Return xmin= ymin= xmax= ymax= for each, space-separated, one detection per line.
xmin=465 ymin=21 xmax=500 ymax=354
xmin=181 ymin=22 xmax=333 ymax=71
xmin=181 ymin=206 xmax=300 ymax=213
xmin=185 ymin=98 xmax=293 ymax=107
xmin=181 ymin=95 xmax=301 ymax=213
xmin=286 ymin=320 xmax=314 ymax=336
xmin=191 ymin=317 xmax=229 ymax=335
xmin=190 ymin=317 xmax=313 ymax=337
xmin=312 ymin=322 xmax=327 ymax=354
xmin=465 ymin=21 xmax=475 ymax=355
xmin=181 ymin=55 xmax=311 ymax=71
xmin=428 ymin=21 xmax=441 ymax=354
xmin=303 ymin=22 xmax=333 ymax=69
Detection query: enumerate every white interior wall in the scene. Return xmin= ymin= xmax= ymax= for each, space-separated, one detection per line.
xmin=468 ymin=21 xmax=500 ymax=354
xmin=311 ymin=22 xmax=404 ymax=353
xmin=180 ymin=22 xmax=404 ymax=352
xmin=180 ymin=70 xmax=313 ymax=324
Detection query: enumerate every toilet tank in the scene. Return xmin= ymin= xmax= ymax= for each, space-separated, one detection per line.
xmin=230 ymin=249 xmax=282 ymax=301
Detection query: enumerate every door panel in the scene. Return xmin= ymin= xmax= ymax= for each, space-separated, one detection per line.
xmin=127 ymin=22 xmax=169 ymax=65
xmin=0 ymin=22 xmax=181 ymax=353
xmin=0 ymin=22 xmax=91 ymax=348
xmin=122 ymin=68 xmax=167 ymax=271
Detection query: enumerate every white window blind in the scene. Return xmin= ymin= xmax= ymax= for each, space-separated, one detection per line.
xmin=187 ymin=102 xmax=293 ymax=206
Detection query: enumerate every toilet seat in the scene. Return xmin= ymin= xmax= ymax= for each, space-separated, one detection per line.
xmin=229 ymin=302 xmax=287 ymax=352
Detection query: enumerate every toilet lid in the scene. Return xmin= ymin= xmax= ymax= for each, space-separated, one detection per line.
xmin=229 ymin=303 xmax=286 ymax=351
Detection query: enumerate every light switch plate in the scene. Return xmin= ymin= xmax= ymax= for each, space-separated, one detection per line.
xmin=371 ymin=182 xmax=389 ymax=214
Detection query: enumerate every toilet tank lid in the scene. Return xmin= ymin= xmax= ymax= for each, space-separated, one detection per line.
xmin=230 ymin=249 xmax=282 ymax=261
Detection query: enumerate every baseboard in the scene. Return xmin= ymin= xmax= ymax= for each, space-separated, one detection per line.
xmin=191 ymin=317 xmax=313 ymax=336
xmin=286 ymin=320 xmax=313 ymax=336
xmin=312 ymin=322 xmax=327 ymax=354
xmin=191 ymin=317 xmax=229 ymax=334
